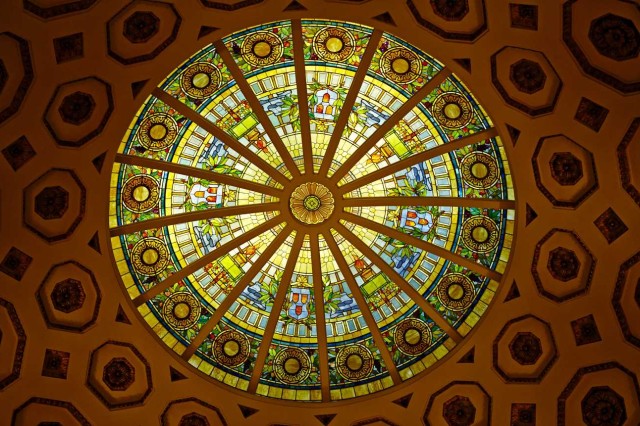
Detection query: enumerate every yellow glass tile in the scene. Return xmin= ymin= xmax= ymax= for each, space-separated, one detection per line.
xmin=198 ymin=362 xmax=214 ymax=375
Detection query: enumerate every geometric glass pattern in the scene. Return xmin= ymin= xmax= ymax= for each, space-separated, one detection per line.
xmin=109 ymin=19 xmax=515 ymax=402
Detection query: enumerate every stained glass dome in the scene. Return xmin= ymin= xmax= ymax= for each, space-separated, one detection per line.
xmin=109 ymin=19 xmax=515 ymax=402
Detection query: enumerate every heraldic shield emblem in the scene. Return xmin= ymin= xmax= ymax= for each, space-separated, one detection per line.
xmin=287 ymin=277 xmax=312 ymax=321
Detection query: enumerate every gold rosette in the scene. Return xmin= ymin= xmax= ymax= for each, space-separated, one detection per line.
xmin=289 ymin=182 xmax=334 ymax=225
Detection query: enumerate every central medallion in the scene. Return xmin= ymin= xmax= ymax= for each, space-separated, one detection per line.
xmin=290 ymin=182 xmax=335 ymax=225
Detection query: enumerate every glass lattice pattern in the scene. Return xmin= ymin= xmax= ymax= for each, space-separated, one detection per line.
xmin=109 ymin=19 xmax=515 ymax=402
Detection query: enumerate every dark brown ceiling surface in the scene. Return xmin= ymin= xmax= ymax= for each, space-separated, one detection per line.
xmin=0 ymin=0 xmax=639 ymax=425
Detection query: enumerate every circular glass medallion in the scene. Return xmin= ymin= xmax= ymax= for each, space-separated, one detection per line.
xmin=394 ymin=318 xmax=433 ymax=356
xmin=162 ymin=292 xmax=201 ymax=330
xmin=241 ymin=31 xmax=283 ymax=66
xmin=380 ymin=47 xmax=422 ymax=83
xmin=273 ymin=348 xmax=311 ymax=384
xmin=461 ymin=216 xmax=500 ymax=253
xmin=130 ymin=237 xmax=169 ymax=276
xmin=180 ymin=62 xmax=222 ymax=99
xmin=437 ymin=274 xmax=475 ymax=311
xmin=432 ymin=92 xmax=473 ymax=129
xmin=461 ymin=152 xmax=500 ymax=189
xmin=213 ymin=330 xmax=250 ymax=367
xmin=122 ymin=175 xmax=160 ymax=213
xmin=312 ymin=26 xmax=356 ymax=62
xmin=336 ymin=345 xmax=374 ymax=381
xmin=109 ymin=19 xmax=515 ymax=403
xmin=137 ymin=113 xmax=178 ymax=151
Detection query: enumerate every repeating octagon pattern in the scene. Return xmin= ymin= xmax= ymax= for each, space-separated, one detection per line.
xmin=0 ymin=1 xmax=638 ymax=425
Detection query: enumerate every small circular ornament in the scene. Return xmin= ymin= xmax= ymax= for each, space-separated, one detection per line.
xmin=122 ymin=174 xmax=160 ymax=213
xmin=180 ymin=62 xmax=222 ymax=99
xmin=137 ymin=113 xmax=179 ymax=151
xmin=460 ymin=152 xmax=499 ymax=189
xmin=380 ymin=47 xmax=422 ymax=84
xmin=312 ymin=27 xmax=356 ymax=62
xmin=213 ymin=330 xmax=251 ymax=367
xmin=273 ymin=347 xmax=311 ymax=384
xmin=461 ymin=215 xmax=499 ymax=253
xmin=432 ymin=92 xmax=473 ymax=129
xmin=130 ymin=237 xmax=169 ymax=275
xmin=240 ymin=31 xmax=284 ymax=67
xmin=394 ymin=318 xmax=432 ymax=355
xmin=162 ymin=292 xmax=201 ymax=330
xmin=437 ymin=273 xmax=475 ymax=311
xmin=336 ymin=344 xmax=374 ymax=381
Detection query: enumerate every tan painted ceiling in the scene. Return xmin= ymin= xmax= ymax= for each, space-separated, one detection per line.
xmin=0 ymin=0 xmax=639 ymax=425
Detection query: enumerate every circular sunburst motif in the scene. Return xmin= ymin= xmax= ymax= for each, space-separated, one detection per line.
xmin=312 ymin=26 xmax=356 ymax=62
xmin=137 ymin=113 xmax=179 ymax=151
xmin=394 ymin=318 xmax=433 ymax=356
xmin=213 ymin=330 xmax=251 ymax=367
xmin=380 ymin=47 xmax=422 ymax=84
xmin=437 ymin=273 xmax=475 ymax=311
xmin=122 ymin=174 xmax=160 ymax=213
xmin=461 ymin=215 xmax=500 ymax=253
xmin=432 ymin=92 xmax=473 ymax=129
xmin=336 ymin=344 xmax=374 ymax=381
xmin=162 ymin=292 xmax=201 ymax=330
xmin=241 ymin=31 xmax=284 ymax=67
xmin=290 ymin=182 xmax=335 ymax=224
xmin=460 ymin=152 xmax=500 ymax=189
xmin=130 ymin=237 xmax=170 ymax=276
xmin=180 ymin=62 xmax=222 ymax=99
xmin=273 ymin=347 xmax=311 ymax=384
xmin=110 ymin=19 xmax=515 ymax=403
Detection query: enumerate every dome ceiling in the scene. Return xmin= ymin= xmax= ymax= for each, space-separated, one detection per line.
xmin=109 ymin=19 xmax=514 ymax=402
xmin=0 ymin=0 xmax=639 ymax=425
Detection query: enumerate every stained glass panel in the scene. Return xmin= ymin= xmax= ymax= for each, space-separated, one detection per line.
xmin=109 ymin=19 xmax=516 ymax=403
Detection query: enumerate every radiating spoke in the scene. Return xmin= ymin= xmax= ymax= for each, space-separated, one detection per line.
xmin=325 ymin=231 xmax=402 ymax=384
xmin=182 ymin=224 xmax=294 ymax=361
xmin=311 ymin=233 xmax=330 ymax=401
xmin=342 ymin=212 xmax=502 ymax=282
xmin=132 ymin=217 xmax=284 ymax=306
xmin=110 ymin=202 xmax=280 ymax=237
xmin=214 ymin=40 xmax=301 ymax=177
xmin=248 ymin=231 xmax=305 ymax=393
xmin=343 ymin=196 xmax=516 ymax=210
xmin=292 ymin=19 xmax=314 ymax=175
xmin=339 ymin=127 xmax=499 ymax=195
xmin=318 ymin=30 xmax=384 ymax=178
xmin=153 ymin=88 xmax=288 ymax=186
xmin=334 ymin=223 xmax=462 ymax=342
xmin=116 ymin=153 xmax=282 ymax=198
xmin=331 ymin=68 xmax=452 ymax=182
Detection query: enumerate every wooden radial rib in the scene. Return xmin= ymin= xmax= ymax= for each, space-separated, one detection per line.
xmin=342 ymin=212 xmax=502 ymax=282
xmin=339 ymin=127 xmax=499 ymax=195
xmin=110 ymin=202 xmax=280 ymax=237
xmin=318 ymin=30 xmax=384 ymax=178
xmin=132 ymin=217 xmax=284 ymax=306
xmin=310 ymin=233 xmax=331 ymax=401
xmin=343 ymin=196 xmax=516 ymax=210
xmin=182 ymin=225 xmax=294 ymax=361
xmin=116 ymin=153 xmax=281 ymax=198
xmin=152 ymin=88 xmax=288 ymax=187
xmin=248 ymin=231 xmax=305 ymax=393
xmin=213 ymin=40 xmax=301 ymax=177
xmin=331 ymin=68 xmax=452 ymax=182
xmin=292 ymin=19 xmax=314 ymax=175
xmin=334 ymin=223 xmax=462 ymax=342
xmin=324 ymin=231 xmax=402 ymax=384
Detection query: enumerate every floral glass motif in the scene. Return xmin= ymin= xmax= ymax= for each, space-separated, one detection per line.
xmin=109 ymin=19 xmax=515 ymax=403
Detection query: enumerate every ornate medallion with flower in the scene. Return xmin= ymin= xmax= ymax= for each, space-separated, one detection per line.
xmin=109 ymin=19 xmax=515 ymax=402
